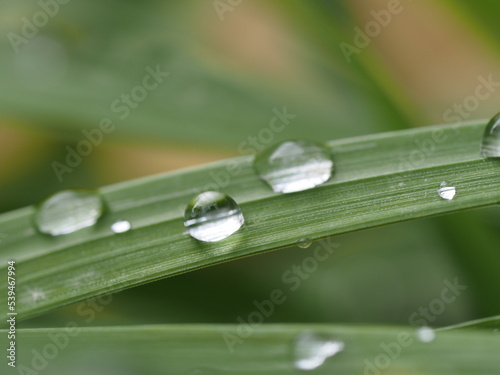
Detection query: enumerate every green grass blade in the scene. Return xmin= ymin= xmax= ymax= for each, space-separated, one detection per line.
xmin=441 ymin=315 xmax=500 ymax=331
xmin=2 ymin=323 xmax=499 ymax=374
xmin=1 ymin=120 xmax=499 ymax=322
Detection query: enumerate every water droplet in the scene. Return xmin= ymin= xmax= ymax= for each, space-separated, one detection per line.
xmin=481 ymin=113 xmax=500 ymax=158
xmin=34 ymin=190 xmax=104 ymax=236
xmin=254 ymin=140 xmax=334 ymax=193
xmin=297 ymin=238 xmax=313 ymax=248
xmin=111 ymin=220 xmax=131 ymax=234
xmin=438 ymin=182 xmax=456 ymax=200
xmin=416 ymin=327 xmax=436 ymax=343
xmin=293 ymin=332 xmax=344 ymax=371
xmin=184 ymin=191 xmax=244 ymax=242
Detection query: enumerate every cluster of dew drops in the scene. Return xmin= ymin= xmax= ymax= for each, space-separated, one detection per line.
xmin=33 ymin=114 xmax=500 ymax=241
xmin=33 ymin=139 xmax=337 ymax=240
xmin=30 ymin=115 xmax=500 ymax=371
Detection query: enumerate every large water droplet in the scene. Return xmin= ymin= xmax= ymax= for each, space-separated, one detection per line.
xmin=481 ymin=113 xmax=500 ymax=158
xmin=297 ymin=238 xmax=313 ymax=248
xmin=111 ymin=220 xmax=131 ymax=234
xmin=184 ymin=191 xmax=244 ymax=242
xmin=416 ymin=327 xmax=436 ymax=343
xmin=34 ymin=190 xmax=104 ymax=236
xmin=438 ymin=182 xmax=456 ymax=200
xmin=293 ymin=332 xmax=344 ymax=371
xmin=254 ymin=140 xmax=334 ymax=193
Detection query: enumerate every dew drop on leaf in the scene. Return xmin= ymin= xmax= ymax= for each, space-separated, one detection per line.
xmin=416 ymin=327 xmax=436 ymax=343
xmin=297 ymin=238 xmax=313 ymax=248
xmin=111 ymin=220 xmax=132 ymax=234
xmin=293 ymin=332 xmax=344 ymax=371
xmin=34 ymin=189 xmax=104 ymax=236
xmin=184 ymin=191 xmax=244 ymax=242
xmin=438 ymin=182 xmax=456 ymax=200
xmin=254 ymin=140 xmax=334 ymax=193
xmin=481 ymin=113 xmax=500 ymax=158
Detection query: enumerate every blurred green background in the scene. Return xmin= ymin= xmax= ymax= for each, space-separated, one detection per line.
xmin=1 ymin=0 xmax=499 ymax=329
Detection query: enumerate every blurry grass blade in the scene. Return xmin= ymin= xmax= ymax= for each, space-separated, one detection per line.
xmin=1 ymin=120 xmax=500 ymax=322
xmin=440 ymin=314 xmax=500 ymax=331
xmin=2 ymin=324 xmax=500 ymax=374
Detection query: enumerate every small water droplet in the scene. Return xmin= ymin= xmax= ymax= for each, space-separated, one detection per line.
xmin=111 ymin=220 xmax=131 ymax=234
xmin=254 ymin=140 xmax=334 ymax=193
xmin=293 ymin=332 xmax=344 ymax=371
xmin=438 ymin=182 xmax=456 ymax=200
xmin=481 ymin=113 xmax=500 ymax=158
xmin=297 ymin=238 xmax=313 ymax=248
xmin=416 ymin=327 xmax=436 ymax=343
xmin=184 ymin=191 xmax=244 ymax=242
xmin=34 ymin=190 xmax=104 ymax=236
